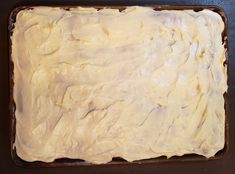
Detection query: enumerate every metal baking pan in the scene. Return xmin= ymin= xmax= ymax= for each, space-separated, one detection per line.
xmin=8 ymin=5 xmax=229 ymax=167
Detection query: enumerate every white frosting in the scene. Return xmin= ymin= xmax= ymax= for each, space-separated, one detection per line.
xmin=12 ymin=6 xmax=227 ymax=164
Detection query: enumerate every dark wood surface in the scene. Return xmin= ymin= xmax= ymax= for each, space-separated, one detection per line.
xmin=0 ymin=0 xmax=235 ymax=173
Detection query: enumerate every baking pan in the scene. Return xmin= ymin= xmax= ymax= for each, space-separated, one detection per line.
xmin=8 ymin=5 xmax=229 ymax=167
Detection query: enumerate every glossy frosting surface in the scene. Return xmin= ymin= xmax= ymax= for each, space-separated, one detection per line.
xmin=12 ymin=6 xmax=227 ymax=164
